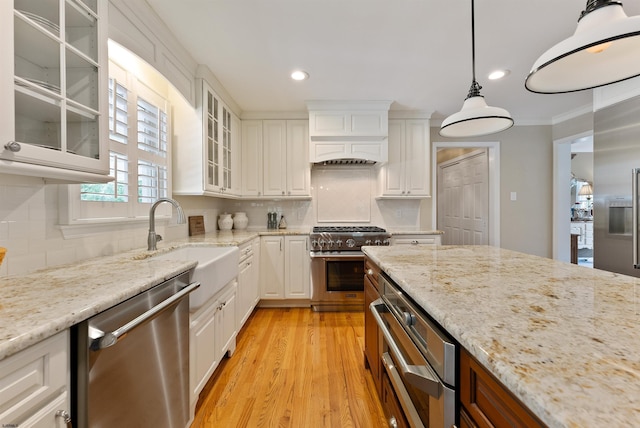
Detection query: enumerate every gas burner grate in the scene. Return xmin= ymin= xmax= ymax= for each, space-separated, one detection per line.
xmin=312 ymin=226 xmax=387 ymax=233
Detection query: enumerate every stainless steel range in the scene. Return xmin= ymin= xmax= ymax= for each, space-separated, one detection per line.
xmin=310 ymin=226 xmax=390 ymax=311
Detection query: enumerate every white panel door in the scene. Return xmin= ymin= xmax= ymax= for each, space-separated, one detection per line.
xmin=438 ymin=150 xmax=489 ymax=245
xmin=286 ymin=120 xmax=310 ymax=196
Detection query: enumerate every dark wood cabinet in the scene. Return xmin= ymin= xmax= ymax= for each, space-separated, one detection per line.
xmin=364 ymin=257 xmax=382 ymax=396
xmin=460 ymin=348 xmax=546 ymax=428
xmin=381 ymin=370 xmax=410 ymax=428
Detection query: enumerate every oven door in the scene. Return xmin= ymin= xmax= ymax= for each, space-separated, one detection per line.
xmin=371 ymin=299 xmax=456 ymax=428
xmin=310 ymin=252 xmax=364 ymax=309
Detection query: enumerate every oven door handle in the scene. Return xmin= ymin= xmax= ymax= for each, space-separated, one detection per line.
xmin=371 ymin=298 xmax=442 ymax=398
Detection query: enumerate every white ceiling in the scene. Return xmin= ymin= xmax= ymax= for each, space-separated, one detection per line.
xmin=144 ymin=0 xmax=640 ymax=124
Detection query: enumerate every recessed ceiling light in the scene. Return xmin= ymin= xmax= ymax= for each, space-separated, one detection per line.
xmin=488 ymin=69 xmax=510 ymax=80
xmin=291 ymin=70 xmax=309 ymax=81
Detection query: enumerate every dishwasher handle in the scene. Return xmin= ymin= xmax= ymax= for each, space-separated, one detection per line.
xmin=91 ymin=281 xmax=200 ymax=350
xmin=371 ymin=298 xmax=442 ymax=398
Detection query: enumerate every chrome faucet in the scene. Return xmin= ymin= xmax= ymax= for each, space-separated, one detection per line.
xmin=148 ymin=198 xmax=186 ymax=250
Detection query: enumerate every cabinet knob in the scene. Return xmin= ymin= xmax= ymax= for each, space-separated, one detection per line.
xmin=389 ymin=416 xmax=398 ymax=428
xmin=55 ymin=410 xmax=72 ymax=428
xmin=367 ymin=269 xmax=374 ymax=275
xmin=4 ymin=141 xmax=21 ymax=152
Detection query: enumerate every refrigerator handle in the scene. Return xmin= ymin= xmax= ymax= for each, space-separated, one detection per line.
xmin=634 ymin=168 xmax=640 ymax=269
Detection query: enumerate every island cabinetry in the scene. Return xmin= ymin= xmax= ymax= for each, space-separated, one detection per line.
xmin=190 ymin=280 xmax=237 ymax=406
xmin=460 ymin=348 xmax=545 ymax=428
xmin=363 ymin=257 xmax=382 ymax=396
xmin=174 ymin=79 xmax=240 ymax=197
xmin=259 ymin=235 xmax=310 ymax=303
xmin=236 ymin=238 xmax=260 ymax=330
xmin=1 ymin=0 xmax=110 ymax=182
xmin=378 ymin=119 xmax=430 ymax=198
xmin=0 ymin=330 xmax=70 ymax=427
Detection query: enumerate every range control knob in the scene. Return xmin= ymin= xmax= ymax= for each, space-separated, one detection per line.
xmin=374 ymin=239 xmax=382 ymax=246
xmin=346 ymin=238 xmax=356 ymax=248
xmin=383 ymin=238 xmax=390 ymax=246
xmin=311 ymin=240 xmax=319 ymax=248
xmin=365 ymin=239 xmax=372 ymax=245
xmin=327 ymin=240 xmax=334 ymax=247
xmin=335 ymin=239 xmax=343 ymax=248
xmin=402 ymin=311 xmax=416 ymax=326
xmin=318 ymin=239 xmax=325 ymax=248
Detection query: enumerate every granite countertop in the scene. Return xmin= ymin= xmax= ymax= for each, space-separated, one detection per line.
xmin=362 ymin=245 xmax=640 ymax=427
xmin=0 ymin=228 xmax=309 ymax=361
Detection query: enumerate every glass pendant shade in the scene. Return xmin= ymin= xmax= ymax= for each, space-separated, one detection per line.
xmin=526 ymin=1 xmax=640 ymax=93
xmin=440 ymin=95 xmax=514 ymax=138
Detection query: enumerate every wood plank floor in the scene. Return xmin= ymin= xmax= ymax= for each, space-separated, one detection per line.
xmin=191 ymin=308 xmax=388 ymax=428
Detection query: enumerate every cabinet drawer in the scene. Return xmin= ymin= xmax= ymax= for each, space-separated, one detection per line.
xmin=460 ymin=348 xmax=544 ymax=428
xmin=0 ymin=331 xmax=68 ymax=424
xmin=392 ymin=237 xmax=439 ymax=245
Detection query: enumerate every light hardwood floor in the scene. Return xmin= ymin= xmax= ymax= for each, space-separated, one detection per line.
xmin=192 ymin=308 xmax=388 ymax=428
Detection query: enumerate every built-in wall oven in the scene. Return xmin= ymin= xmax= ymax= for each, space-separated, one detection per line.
xmin=371 ymin=273 xmax=456 ymax=428
xmin=310 ymin=226 xmax=390 ymax=311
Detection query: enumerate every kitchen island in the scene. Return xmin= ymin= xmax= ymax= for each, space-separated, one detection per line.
xmin=362 ymin=244 xmax=640 ymax=428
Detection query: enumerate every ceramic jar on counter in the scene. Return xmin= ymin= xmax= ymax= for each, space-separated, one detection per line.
xmin=218 ymin=213 xmax=233 ymax=230
xmin=233 ymin=212 xmax=248 ymax=230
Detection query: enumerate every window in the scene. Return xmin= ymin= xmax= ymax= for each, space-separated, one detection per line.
xmin=62 ymin=57 xmax=173 ymax=225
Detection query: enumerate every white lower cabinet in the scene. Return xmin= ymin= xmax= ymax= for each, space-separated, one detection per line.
xmin=260 ymin=235 xmax=310 ymax=301
xmin=190 ymin=280 xmax=237 ymax=406
xmin=0 ymin=331 xmax=70 ymax=428
xmin=237 ymin=238 xmax=260 ymax=330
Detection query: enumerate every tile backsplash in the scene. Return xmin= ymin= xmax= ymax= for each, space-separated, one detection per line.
xmin=0 ymin=166 xmax=422 ymax=277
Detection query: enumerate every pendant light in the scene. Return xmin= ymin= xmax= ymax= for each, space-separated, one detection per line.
xmin=526 ymin=0 xmax=640 ymax=93
xmin=440 ymin=0 xmax=513 ymax=138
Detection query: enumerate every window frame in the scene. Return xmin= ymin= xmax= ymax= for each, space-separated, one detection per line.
xmin=59 ymin=56 xmax=174 ymax=234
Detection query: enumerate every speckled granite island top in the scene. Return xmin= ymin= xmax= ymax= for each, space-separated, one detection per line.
xmin=362 ymin=245 xmax=640 ymax=428
xmin=0 ymin=229 xmax=310 ymax=361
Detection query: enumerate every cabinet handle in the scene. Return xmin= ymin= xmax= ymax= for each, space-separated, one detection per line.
xmin=55 ymin=410 xmax=72 ymax=428
xmin=367 ymin=269 xmax=374 ymax=275
xmin=4 ymin=141 xmax=21 ymax=152
xmin=389 ymin=417 xmax=398 ymax=428
xmin=282 ymin=191 xmax=285 ymax=195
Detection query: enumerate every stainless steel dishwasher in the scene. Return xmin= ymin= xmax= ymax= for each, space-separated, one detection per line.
xmin=72 ymin=271 xmax=199 ymax=428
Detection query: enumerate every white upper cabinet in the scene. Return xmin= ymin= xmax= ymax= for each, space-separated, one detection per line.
xmin=173 ymin=79 xmax=240 ymax=197
xmin=378 ymin=119 xmax=431 ymax=198
xmin=242 ymin=119 xmax=310 ymax=199
xmin=0 ymin=0 xmax=110 ymax=182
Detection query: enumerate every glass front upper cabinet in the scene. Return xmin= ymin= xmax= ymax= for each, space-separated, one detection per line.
xmin=3 ymin=0 xmax=109 ymax=179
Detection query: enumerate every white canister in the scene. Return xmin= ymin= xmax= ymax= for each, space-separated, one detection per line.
xmin=233 ymin=212 xmax=248 ymax=230
xmin=218 ymin=213 xmax=233 ymax=230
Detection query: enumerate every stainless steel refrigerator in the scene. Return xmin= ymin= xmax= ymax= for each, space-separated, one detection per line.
xmin=593 ymin=94 xmax=640 ymax=277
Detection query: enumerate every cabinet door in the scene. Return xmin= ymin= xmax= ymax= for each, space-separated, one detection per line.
xmin=190 ymin=302 xmax=218 ymax=398
xmin=404 ymin=119 xmax=430 ymax=196
xmin=381 ymin=120 xmax=406 ymax=196
xmin=237 ymin=256 xmax=252 ymax=329
xmin=216 ymin=283 xmax=237 ymax=358
xmin=251 ymin=238 xmax=261 ymax=305
xmin=241 ymin=120 xmax=263 ymax=196
xmin=1 ymin=0 xmax=109 ymax=180
xmin=260 ymin=236 xmax=285 ymax=298
xmin=286 ymin=120 xmax=311 ymax=196
xmin=263 ymin=120 xmax=287 ymax=196
xmin=284 ymin=236 xmax=310 ymax=298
